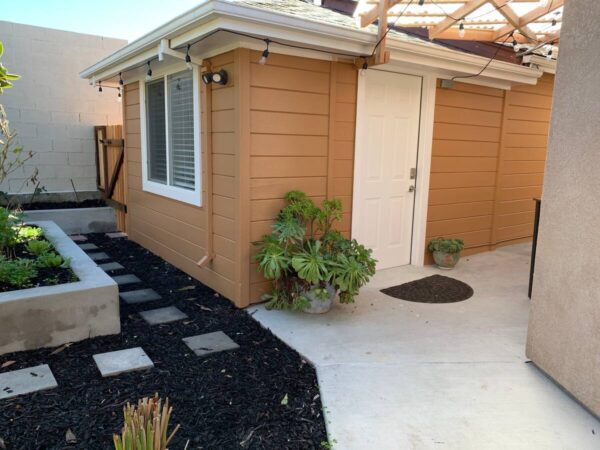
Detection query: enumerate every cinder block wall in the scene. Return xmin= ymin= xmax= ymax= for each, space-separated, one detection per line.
xmin=0 ymin=21 xmax=126 ymax=195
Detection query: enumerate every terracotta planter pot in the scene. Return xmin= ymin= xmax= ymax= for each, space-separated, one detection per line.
xmin=303 ymin=284 xmax=336 ymax=314
xmin=433 ymin=250 xmax=461 ymax=269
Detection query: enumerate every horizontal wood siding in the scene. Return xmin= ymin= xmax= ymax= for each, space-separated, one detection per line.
xmin=426 ymin=81 xmax=504 ymax=257
xmin=247 ymin=52 xmax=357 ymax=301
xmin=493 ymin=73 xmax=554 ymax=247
xmin=123 ymin=51 xmax=239 ymax=302
xmin=426 ymin=75 xmax=554 ymax=261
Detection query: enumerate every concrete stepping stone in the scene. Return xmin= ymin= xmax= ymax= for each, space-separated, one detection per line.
xmin=182 ymin=331 xmax=239 ymax=357
xmin=0 ymin=364 xmax=58 ymax=400
xmin=78 ymin=243 xmax=98 ymax=251
xmin=99 ymin=262 xmax=124 ymax=272
xmin=106 ymin=232 xmax=127 ymax=238
xmin=70 ymin=234 xmax=87 ymax=242
xmin=93 ymin=347 xmax=153 ymax=378
xmin=112 ymin=274 xmax=141 ymax=286
xmin=88 ymin=252 xmax=110 ymax=261
xmin=140 ymin=306 xmax=188 ymax=325
xmin=120 ymin=288 xmax=161 ymax=304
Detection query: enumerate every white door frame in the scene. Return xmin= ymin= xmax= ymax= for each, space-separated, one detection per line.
xmin=352 ymin=67 xmax=437 ymax=267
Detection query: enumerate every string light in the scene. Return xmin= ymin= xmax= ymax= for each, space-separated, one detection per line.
xmin=119 ymin=72 xmax=124 ymax=86
xmin=259 ymin=39 xmax=270 ymax=65
xmin=185 ymin=44 xmax=193 ymax=70
xmin=146 ymin=61 xmax=152 ymax=82
xmin=98 ymin=81 xmax=102 ymax=93
xmin=117 ymin=87 xmax=122 ymax=102
xmin=546 ymin=45 xmax=553 ymax=60
xmin=458 ymin=21 xmax=465 ymax=38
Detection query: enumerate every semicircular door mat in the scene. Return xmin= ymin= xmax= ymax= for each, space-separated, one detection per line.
xmin=381 ymin=274 xmax=474 ymax=303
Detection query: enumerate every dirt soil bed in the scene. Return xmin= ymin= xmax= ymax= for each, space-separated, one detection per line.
xmin=0 ymin=234 xmax=327 ymax=450
xmin=14 ymin=199 xmax=107 ymax=211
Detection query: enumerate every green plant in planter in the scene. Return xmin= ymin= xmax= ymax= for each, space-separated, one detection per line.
xmin=428 ymin=238 xmax=464 ymax=254
xmin=35 ymin=252 xmax=64 ymax=269
xmin=255 ymin=191 xmax=377 ymax=311
xmin=428 ymin=237 xmax=465 ymax=269
xmin=0 ymin=256 xmax=37 ymax=288
xmin=26 ymin=239 xmax=52 ymax=256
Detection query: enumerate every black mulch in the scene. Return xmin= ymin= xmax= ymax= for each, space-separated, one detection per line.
xmin=0 ymin=234 xmax=327 ymax=450
xmin=381 ymin=274 xmax=474 ymax=303
xmin=13 ymin=199 xmax=107 ymax=211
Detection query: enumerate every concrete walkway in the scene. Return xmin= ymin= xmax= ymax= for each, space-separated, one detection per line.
xmin=250 ymin=244 xmax=600 ymax=450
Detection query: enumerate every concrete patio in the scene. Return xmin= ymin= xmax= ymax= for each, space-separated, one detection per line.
xmin=250 ymin=243 xmax=600 ymax=449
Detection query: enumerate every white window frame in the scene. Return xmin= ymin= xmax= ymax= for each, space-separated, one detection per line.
xmin=139 ymin=64 xmax=202 ymax=206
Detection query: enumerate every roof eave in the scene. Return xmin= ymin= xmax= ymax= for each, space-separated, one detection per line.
xmin=80 ymin=0 xmax=543 ymax=87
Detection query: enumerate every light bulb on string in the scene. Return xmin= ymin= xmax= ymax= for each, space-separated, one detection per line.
xmin=117 ymin=87 xmax=122 ymax=103
xmin=458 ymin=21 xmax=465 ymax=38
xmin=185 ymin=44 xmax=193 ymax=70
xmin=259 ymin=39 xmax=270 ymax=65
xmin=146 ymin=61 xmax=153 ymax=82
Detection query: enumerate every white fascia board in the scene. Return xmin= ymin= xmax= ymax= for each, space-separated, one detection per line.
xmin=80 ymin=0 xmax=543 ymax=87
xmin=522 ymin=55 xmax=557 ymax=74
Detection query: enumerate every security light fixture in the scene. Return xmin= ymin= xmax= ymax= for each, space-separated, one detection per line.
xmin=202 ymin=69 xmax=228 ymax=86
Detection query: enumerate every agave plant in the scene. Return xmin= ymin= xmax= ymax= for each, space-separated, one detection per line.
xmin=254 ymin=191 xmax=377 ymax=310
xmin=113 ymin=395 xmax=180 ymax=450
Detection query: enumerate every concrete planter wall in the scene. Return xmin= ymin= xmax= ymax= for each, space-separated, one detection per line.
xmin=23 ymin=207 xmax=117 ymax=235
xmin=0 ymin=221 xmax=120 ymax=356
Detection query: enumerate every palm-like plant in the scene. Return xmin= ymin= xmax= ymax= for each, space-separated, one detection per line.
xmin=254 ymin=191 xmax=377 ymax=310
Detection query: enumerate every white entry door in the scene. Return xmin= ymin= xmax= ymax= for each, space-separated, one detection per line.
xmin=353 ymin=70 xmax=422 ymax=270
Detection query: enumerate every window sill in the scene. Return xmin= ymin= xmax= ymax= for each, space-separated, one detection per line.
xmin=142 ymin=179 xmax=202 ymax=207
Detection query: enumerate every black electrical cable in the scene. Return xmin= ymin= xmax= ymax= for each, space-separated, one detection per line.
xmin=451 ymin=32 xmax=512 ymax=81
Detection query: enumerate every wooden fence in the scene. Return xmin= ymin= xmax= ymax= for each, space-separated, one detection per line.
xmin=94 ymin=125 xmax=126 ymax=231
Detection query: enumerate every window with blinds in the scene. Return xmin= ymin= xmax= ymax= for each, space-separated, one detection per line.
xmin=143 ymin=68 xmax=200 ymax=204
xmin=146 ymin=80 xmax=167 ymax=183
xmin=168 ymin=71 xmax=195 ymax=190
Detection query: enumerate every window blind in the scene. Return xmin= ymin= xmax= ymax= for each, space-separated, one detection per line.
xmin=168 ymin=71 xmax=195 ymax=190
xmin=146 ymin=80 xmax=167 ymax=183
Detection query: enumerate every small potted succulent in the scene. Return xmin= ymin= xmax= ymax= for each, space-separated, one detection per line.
xmin=428 ymin=237 xmax=465 ymax=269
xmin=254 ymin=191 xmax=377 ymax=313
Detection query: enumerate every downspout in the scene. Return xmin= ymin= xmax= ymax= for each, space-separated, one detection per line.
xmin=197 ymin=62 xmax=214 ymax=267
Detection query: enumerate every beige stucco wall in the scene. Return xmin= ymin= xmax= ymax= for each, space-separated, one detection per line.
xmin=526 ymin=1 xmax=600 ymax=417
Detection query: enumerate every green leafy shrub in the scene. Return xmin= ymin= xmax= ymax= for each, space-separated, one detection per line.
xmin=428 ymin=238 xmax=465 ymax=254
xmin=0 ymin=256 xmax=37 ymax=287
xmin=113 ymin=394 xmax=180 ymax=450
xmin=0 ymin=207 xmax=20 ymax=253
xmin=254 ymin=191 xmax=377 ymax=310
xmin=17 ymin=225 xmax=43 ymax=243
xmin=26 ymin=239 xmax=52 ymax=256
xmin=35 ymin=252 xmax=64 ymax=268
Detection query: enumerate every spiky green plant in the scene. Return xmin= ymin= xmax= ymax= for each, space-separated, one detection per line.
xmin=113 ymin=395 xmax=180 ymax=450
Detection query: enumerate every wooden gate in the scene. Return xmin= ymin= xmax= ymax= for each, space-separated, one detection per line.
xmin=94 ymin=125 xmax=126 ymax=231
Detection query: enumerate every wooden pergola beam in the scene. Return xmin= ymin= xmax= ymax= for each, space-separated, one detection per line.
xmin=493 ymin=0 xmax=564 ymax=40
xmin=490 ymin=0 xmax=537 ymax=42
xmin=428 ymin=0 xmax=488 ymax=39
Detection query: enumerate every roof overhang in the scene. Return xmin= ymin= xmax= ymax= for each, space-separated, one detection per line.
xmin=80 ymin=0 xmax=543 ymax=89
xmin=522 ymin=54 xmax=557 ymax=74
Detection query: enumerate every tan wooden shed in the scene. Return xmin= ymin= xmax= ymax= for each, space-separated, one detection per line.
xmin=82 ymin=0 xmax=556 ymax=307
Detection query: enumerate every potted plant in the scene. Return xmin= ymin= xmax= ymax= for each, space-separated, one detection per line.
xmin=254 ymin=191 xmax=377 ymax=313
xmin=428 ymin=237 xmax=465 ymax=269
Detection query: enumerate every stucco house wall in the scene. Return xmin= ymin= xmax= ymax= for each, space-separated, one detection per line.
xmin=526 ymin=0 xmax=600 ymax=417
xmin=0 ymin=21 xmax=126 ymax=196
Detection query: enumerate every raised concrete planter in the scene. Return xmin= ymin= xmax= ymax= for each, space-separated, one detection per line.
xmin=23 ymin=207 xmax=116 ymax=234
xmin=0 ymin=221 xmax=120 ymax=356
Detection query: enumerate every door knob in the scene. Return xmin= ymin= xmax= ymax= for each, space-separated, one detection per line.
xmin=408 ymin=185 xmax=415 ymax=193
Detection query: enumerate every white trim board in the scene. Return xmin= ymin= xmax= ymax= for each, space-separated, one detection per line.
xmin=139 ymin=63 xmax=202 ymax=207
